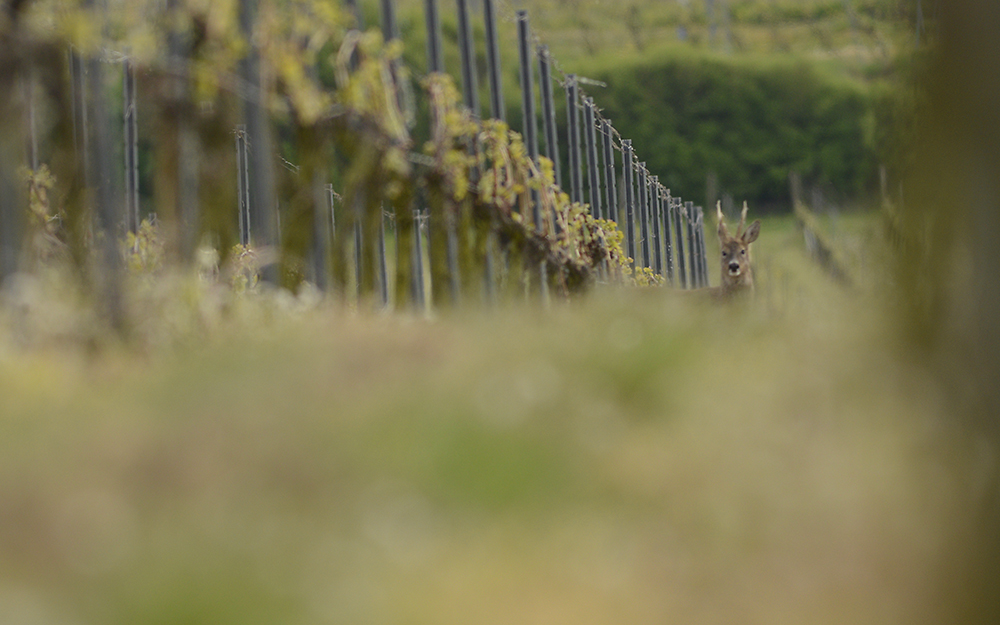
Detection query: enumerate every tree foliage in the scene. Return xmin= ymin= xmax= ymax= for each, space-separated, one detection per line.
xmin=590 ymin=53 xmax=879 ymax=210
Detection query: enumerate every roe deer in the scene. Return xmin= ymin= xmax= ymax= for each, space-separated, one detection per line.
xmin=698 ymin=201 xmax=761 ymax=300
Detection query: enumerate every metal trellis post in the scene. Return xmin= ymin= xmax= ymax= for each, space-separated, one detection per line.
xmin=236 ymin=125 xmax=251 ymax=246
xmin=622 ymin=140 xmax=635 ymax=269
xmin=685 ymin=200 xmax=698 ymax=288
xmin=483 ymin=0 xmax=505 ymax=121
xmin=661 ymin=185 xmax=674 ymax=285
xmin=674 ymin=196 xmax=687 ymax=288
xmin=424 ymin=0 xmax=443 ymax=73
xmin=565 ymin=75 xmax=582 ymax=206
xmin=517 ymin=10 xmax=540 ymax=229
xmin=123 ymin=53 xmax=139 ymax=235
xmin=651 ymin=175 xmax=662 ymax=276
xmin=637 ymin=162 xmax=650 ymax=267
xmin=584 ymin=98 xmax=602 ymax=220
xmin=456 ymin=0 xmax=479 ymax=115
xmin=602 ymin=119 xmax=617 ymax=224
xmin=538 ymin=45 xmax=560 ymax=189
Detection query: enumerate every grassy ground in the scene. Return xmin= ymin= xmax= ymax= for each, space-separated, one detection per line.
xmin=0 ymin=212 xmax=981 ymax=624
xmin=382 ymin=0 xmax=916 ymax=80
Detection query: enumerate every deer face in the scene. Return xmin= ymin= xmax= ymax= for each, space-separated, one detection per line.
xmin=717 ymin=202 xmax=761 ymax=291
xmin=720 ymin=238 xmax=751 ymax=281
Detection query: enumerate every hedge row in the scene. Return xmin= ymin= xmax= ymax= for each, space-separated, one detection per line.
xmin=586 ymin=52 xmax=879 ymax=212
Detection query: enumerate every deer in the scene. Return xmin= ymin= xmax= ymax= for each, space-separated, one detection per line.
xmin=711 ymin=200 xmax=760 ymax=298
xmin=679 ymin=201 xmax=760 ymax=301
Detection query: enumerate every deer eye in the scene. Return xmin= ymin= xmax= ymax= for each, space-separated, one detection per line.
xmin=721 ymin=251 xmax=728 ymax=258
xmin=740 ymin=249 xmax=746 ymax=255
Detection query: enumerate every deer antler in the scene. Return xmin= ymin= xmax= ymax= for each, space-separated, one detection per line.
xmin=716 ymin=201 xmax=729 ymax=238
xmin=736 ymin=201 xmax=748 ymax=238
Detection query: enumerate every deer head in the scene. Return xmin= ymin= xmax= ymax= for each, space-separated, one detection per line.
xmin=716 ymin=201 xmax=761 ymax=295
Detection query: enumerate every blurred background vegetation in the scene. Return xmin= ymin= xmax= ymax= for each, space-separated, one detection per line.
xmin=379 ymin=0 xmax=924 ymax=212
xmin=4 ymin=1 xmax=1000 ymax=624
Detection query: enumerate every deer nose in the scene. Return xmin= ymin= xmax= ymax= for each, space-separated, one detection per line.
xmin=728 ymin=262 xmax=740 ymax=273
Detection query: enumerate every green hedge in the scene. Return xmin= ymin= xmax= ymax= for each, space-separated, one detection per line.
xmin=587 ymin=52 xmax=878 ymax=211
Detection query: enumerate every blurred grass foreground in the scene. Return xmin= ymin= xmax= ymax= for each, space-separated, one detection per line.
xmin=0 ymin=280 xmax=983 ymax=625
xmin=2 ymin=218 xmax=998 ymax=625
xmin=3 ymin=3 xmax=1000 ymax=625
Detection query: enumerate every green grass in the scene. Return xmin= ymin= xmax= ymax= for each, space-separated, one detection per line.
xmin=0 ymin=211 xmax=979 ymax=624
xmin=360 ymin=0 xmax=915 ymax=128
xmin=376 ymin=0 xmax=915 ymax=82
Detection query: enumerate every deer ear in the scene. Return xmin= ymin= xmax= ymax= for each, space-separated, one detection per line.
xmin=742 ymin=220 xmax=761 ymax=244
